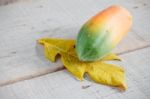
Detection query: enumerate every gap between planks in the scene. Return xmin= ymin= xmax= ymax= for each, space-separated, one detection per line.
xmin=0 ymin=44 xmax=150 ymax=87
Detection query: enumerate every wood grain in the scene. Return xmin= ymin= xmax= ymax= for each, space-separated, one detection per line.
xmin=0 ymin=47 xmax=150 ymax=99
xmin=0 ymin=0 xmax=150 ymax=86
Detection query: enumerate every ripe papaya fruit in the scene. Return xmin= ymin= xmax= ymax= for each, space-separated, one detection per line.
xmin=76 ymin=5 xmax=132 ymax=61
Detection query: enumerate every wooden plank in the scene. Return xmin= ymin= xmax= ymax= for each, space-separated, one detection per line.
xmin=0 ymin=0 xmax=150 ymax=86
xmin=0 ymin=47 xmax=150 ymax=99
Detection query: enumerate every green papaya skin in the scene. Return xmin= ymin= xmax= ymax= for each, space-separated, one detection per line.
xmin=76 ymin=5 xmax=132 ymax=61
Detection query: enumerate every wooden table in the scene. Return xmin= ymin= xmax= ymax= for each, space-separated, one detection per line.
xmin=0 ymin=0 xmax=150 ymax=99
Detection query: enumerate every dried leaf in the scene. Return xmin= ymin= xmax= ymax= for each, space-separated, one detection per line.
xmin=38 ymin=38 xmax=75 ymax=62
xmin=86 ymin=62 xmax=127 ymax=89
xmin=38 ymin=38 xmax=127 ymax=90
xmin=101 ymin=53 xmax=121 ymax=61
xmin=61 ymin=51 xmax=86 ymax=80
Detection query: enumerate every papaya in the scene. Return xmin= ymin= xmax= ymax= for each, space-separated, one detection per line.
xmin=76 ymin=5 xmax=132 ymax=61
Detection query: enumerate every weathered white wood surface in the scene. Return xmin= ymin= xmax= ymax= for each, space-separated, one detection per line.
xmin=0 ymin=0 xmax=150 ymax=87
xmin=0 ymin=47 xmax=150 ymax=99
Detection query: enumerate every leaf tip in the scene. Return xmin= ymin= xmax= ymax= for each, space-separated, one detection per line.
xmin=37 ymin=39 xmax=44 ymax=44
xmin=76 ymin=76 xmax=84 ymax=81
xmin=118 ymin=83 xmax=128 ymax=91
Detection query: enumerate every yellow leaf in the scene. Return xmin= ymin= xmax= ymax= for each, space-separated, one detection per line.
xmin=101 ymin=53 xmax=121 ymax=61
xmin=86 ymin=62 xmax=127 ymax=90
xmin=38 ymin=38 xmax=127 ymax=90
xmin=61 ymin=51 xmax=86 ymax=80
xmin=38 ymin=38 xmax=75 ymax=62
